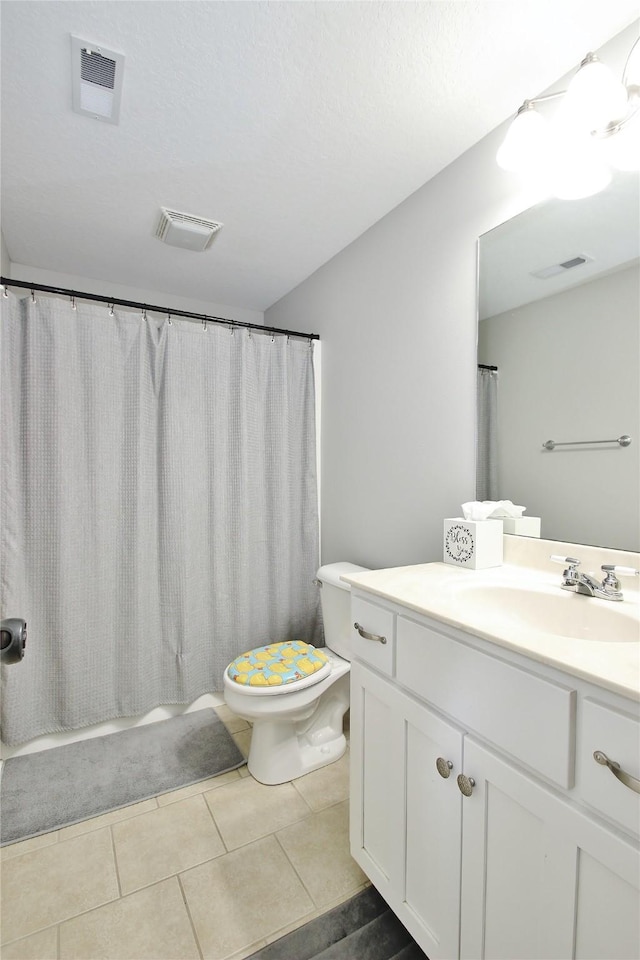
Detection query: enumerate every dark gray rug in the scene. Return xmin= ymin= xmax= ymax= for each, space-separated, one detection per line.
xmin=0 ymin=708 xmax=244 ymax=845
xmin=248 ymin=885 xmax=429 ymax=960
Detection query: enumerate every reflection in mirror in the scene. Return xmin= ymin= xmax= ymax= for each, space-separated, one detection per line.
xmin=477 ymin=172 xmax=639 ymax=551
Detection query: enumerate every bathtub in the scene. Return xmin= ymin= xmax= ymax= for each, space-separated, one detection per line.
xmin=0 ymin=693 xmax=226 ymax=761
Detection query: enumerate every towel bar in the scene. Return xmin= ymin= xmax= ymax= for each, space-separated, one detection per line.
xmin=542 ymin=435 xmax=631 ymax=450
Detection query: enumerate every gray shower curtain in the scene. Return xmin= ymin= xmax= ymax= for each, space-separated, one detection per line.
xmin=1 ymin=293 xmax=321 ymax=746
xmin=476 ymin=366 xmax=498 ymax=501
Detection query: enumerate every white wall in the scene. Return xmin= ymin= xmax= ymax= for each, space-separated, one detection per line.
xmin=5 ymin=262 xmax=264 ymax=327
xmin=265 ymin=122 xmax=536 ymax=569
xmin=1 ymin=230 xmax=10 ymax=276
xmin=265 ymin=22 xmax=638 ymax=571
xmin=479 ymin=263 xmax=639 ymax=551
xmin=4 ymin=25 xmax=636 ymax=571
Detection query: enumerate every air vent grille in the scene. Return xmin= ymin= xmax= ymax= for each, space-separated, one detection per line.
xmin=559 ymin=256 xmax=588 ymax=270
xmin=531 ymin=254 xmax=593 ymax=279
xmin=80 ymin=48 xmax=116 ymax=89
xmin=71 ymin=35 xmax=124 ymax=125
xmin=156 ymin=208 xmax=224 ymax=252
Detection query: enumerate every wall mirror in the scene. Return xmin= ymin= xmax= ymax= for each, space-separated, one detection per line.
xmin=477 ymin=172 xmax=640 ymax=552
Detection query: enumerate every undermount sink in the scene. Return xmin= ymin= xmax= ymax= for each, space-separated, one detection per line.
xmin=447 ymin=581 xmax=640 ymax=643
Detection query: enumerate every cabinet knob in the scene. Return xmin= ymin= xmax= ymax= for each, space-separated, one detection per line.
xmin=457 ymin=773 xmax=476 ymax=797
xmin=435 ymin=757 xmax=454 ymax=779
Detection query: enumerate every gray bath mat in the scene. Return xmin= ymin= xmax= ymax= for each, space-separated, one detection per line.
xmin=0 ymin=708 xmax=244 ymax=845
xmin=247 ymin=885 xmax=428 ymax=959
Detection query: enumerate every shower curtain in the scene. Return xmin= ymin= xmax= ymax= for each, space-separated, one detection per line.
xmin=0 ymin=292 xmax=321 ymax=746
xmin=476 ymin=366 xmax=498 ymax=501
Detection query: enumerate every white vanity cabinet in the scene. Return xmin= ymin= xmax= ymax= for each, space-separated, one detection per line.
xmin=350 ymin=660 xmax=464 ymax=959
xmin=348 ymin=589 xmax=640 ymax=960
xmin=460 ymin=737 xmax=640 ymax=960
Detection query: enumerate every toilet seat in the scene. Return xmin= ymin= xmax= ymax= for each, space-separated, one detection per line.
xmin=226 ymin=640 xmax=332 ymax=696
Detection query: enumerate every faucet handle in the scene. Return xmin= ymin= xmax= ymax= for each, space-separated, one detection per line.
xmin=550 ymin=555 xmax=581 ymax=584
xmin=550 ymin=555 xmax=581 ymax=569
xmin=601 ymin=565 xmax=640 ymax=578
xmin=600 ymin=565 xmax=639 ymax=597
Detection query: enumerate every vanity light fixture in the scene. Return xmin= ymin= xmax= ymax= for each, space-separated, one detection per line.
xmin=497 ymin=36 xmax=640 ymax=198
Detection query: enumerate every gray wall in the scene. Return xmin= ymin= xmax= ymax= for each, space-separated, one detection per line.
xmin=3 ymin=262 xmax=265 ymax=328
xmin=1 ymin=230 xmax=10 ymax=276
xmin=479 ymin=263 xmax=639 ymax=551
xmin=4 ymin=26 xmax=635 ymax=571
xmin=266 ymin=125 xmax=532 ymax=569
xmin=266 ymin=23 xmax=638 ymax=571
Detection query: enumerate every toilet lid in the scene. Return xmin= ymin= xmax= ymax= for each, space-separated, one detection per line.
xmin=227 ymin=640 xmax=331 ymax=693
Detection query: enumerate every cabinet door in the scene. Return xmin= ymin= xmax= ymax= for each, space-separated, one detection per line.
xmin=350 ymin=661 xmax=464 ymax=960
xmin=402 ymin=680 xmax=464 ymax=960
xmin=460 ymin=738 xmax=640 ymax=960
xmin=350 ymin=660 xmax=405 ymax=900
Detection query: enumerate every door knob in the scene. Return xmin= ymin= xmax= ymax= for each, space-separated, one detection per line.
xmin=1 ymin=618 xmax=27 ymax=664
xmin=457 ymin=773 xmax=476 ymax=797
xmin=436 ymin=757 xmax=453 ymax=778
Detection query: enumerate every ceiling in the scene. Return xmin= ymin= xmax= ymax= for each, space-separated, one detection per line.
xmin=1 ymin=1 xmax=638 ymax=313
xmin=479 ymin=171 xmax=640 ymax=319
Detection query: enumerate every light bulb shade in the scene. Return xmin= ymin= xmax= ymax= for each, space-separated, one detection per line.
xmin=564 ymin=55 xmax=629 ymax=132
xmin=623 ymin=36 xmax=640 ymax=89
xmin=549 ymin=130 xmax=612 ymax=199
xmin=601 ymin=115 xmax=640 ymax=170
xmin=496 ymin=107 xmax=550 ymax=172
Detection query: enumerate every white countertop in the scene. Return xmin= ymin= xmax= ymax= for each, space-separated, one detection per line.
xmin=341 ymin=560 xmax=640 ymax=701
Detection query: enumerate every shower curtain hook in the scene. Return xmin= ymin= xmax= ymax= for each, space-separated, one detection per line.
xmin=142 ymin=307 xmax=147 ymax=322
xmin=167 ymin=311 xmax=172 ymax=326
xmin=109 ymin=302 xmax=115 ymax=318
xmin=30 ymin=289 xmax=37 ymax=304
xmin=202 ymin=317 xmax=208 ymax=332
xmin=70 ymin=295 xmax=77 ymax=311
xmin=2 ymin=284 xmax=8 ymax=298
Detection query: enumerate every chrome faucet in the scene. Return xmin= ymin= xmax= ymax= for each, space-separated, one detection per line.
xmin=550 ymin=556 xmax=640 ymax=602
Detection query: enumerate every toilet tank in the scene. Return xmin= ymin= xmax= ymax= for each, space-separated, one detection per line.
xmin=316 ymin=562 xmax=369 ymax=661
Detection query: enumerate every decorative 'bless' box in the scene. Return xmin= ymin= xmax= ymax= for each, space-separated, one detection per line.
xmin=443 ymin=518 xmax=503 ymax=569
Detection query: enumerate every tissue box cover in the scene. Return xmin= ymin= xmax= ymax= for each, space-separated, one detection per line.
xmin=443 ymin=518 xmax=503 ymax=569
xmin=501 ymin=516 xmax=541 ymax=537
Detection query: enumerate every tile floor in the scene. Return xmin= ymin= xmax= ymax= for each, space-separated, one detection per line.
xmin=0 ymin=707 xmax=367 ymax=960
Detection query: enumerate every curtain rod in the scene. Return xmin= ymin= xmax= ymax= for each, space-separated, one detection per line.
xmin=0 ymin=278 xmax=319 ymax=341
xmin=478 ymin=363 xmax=498 ymax=371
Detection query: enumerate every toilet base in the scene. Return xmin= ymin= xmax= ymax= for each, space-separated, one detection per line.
xmin=248 ymin=726 xmax=347 ymax=785
xmin=245 ymin=674 xmax=350 ymax=785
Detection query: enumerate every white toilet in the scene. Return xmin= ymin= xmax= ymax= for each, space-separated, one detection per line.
xmin=223 ymin=561 xmax=368 ymax=785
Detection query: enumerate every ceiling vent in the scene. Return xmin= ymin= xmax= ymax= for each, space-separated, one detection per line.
xmin=155 ymin=208 xmax=224 ymax=252
xmin=71 ymin=36 xmax=124 ymax=124
xmin=531 ymin=254 xmax=593 ymax=279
